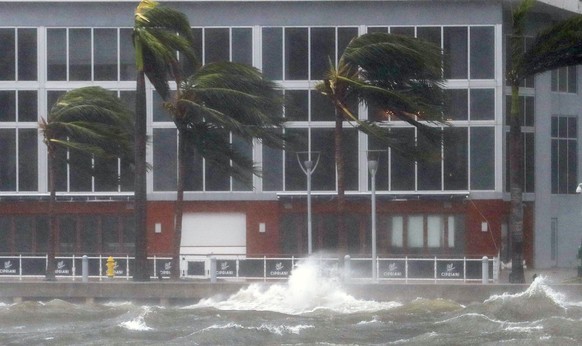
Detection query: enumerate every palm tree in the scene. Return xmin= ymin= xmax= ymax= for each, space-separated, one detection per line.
xmin=315 ymin=32 xmax=446 ymax=251
xmin=133 ymin=0 xmax=196 ymax=281
xmin=165 ymin=62 xmax=285 ymax=279
xmin=507 ymin=0 xmax=582 ymax=283
xmin=40 ymin=86 xmax=133 ymax=281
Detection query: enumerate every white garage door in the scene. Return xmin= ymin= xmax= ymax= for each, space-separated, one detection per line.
xmin=180 ymin=213 xmax=246 ymax=255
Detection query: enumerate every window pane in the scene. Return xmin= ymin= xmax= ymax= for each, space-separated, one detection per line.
xmin=0 ymin=29 xmax=15 ymax=80
xmin=390 ymin=27 xmax=414 ymax=36
xmin=568 ymin=66 xmax=577 ymax=93
xmin=427 ymin=215 xmax=442 ymax=247
xmin=408 ymin=216 xmax=423 ymax=248
xmin=262 ymin=27 xmax=282 ymax=80
xmin=285 ymin=90 xmax=308 ymax=121
xmin=285 ymin=28 xmax=308 ymax=80
xmin=18 ymin=128 xmax=38 ymax=191
xmin=232 ymin=135 xmax=253 ymax=191
xmin=417 ymin=130 xmax=442 ymax=190
xmin=18 ymin=28 xmax=37 ymax=81
xmin=558 ymin=67 xmax=567 ymax=92
xmin=567 ymin=139 xmax=577 ymax=194
xmin=69 ymin=150 xmax=92 ymax=191
xmin=391 ymin=216 xmax=403 ymax=247
xmin=47 ymin=29 xmax=66 ymax=80
xmin=558 ymin=139 xmax=568 ymax=193
xmin=94 ymin=157 xmax=119 ymax=192
xmin=445 ymin=89 xmax=467 ymax=120
xmin=183 ymin=134 xmax=204 ymax=191
xmin=102 ymin=216 xmax=120 ymax=254
xmin=0 ymin=91 xmax=16 ymax=121
xmin=470 ymin=127 xmax=494 ymax=190
xmin=205 ymin=129 xmax=230 ymax=191
xmin=0 ymin=129 xmax=16 ymax=191
xmin=120 ymin=29 xmax=136 ymax=80
xmin=310 ymin=27 xmax=335 ymax=80
xmin=443 ymin=27 xmax=467 ymax=79
xmin=263 ymin=130 xmax=283 ymax=191
xmin=344 ymin=129 xmax=359 ymax=191
xmin=311 ymin=128 xmax=335 ymax=191
xmin=18 ymin=90 xmax=37 ymax=122
xmin=524 ymin=132 xmax=535 ymax=192
xmin=551 ymin=70 xmax=558 ymax=91
xmin=153 ymin=128 xmax=177 ymax=191
xmin=94 ymin=29 xmax=118 ymax=81
xmin=14 ymin=216 xmax=33 ymax=253
xmin=205 ymin=28 xmax=230 ymax=63
xmin=59 ymin=216 xmax=76 ymax=254
xmin=391 ymin=128 xmax=416 ymax=191
xmin=69 ymin=29 xmax=92 ymax=80
xmin=0 ymin=217 xmax=11 ymax=253
xmin=285 ymin=128 xmax=308 ymax=191
xmin=81 ymin=216 xmax=99 ymax=254
xmin=232 ymin=28 xmax=252 ymax=65
xmin=338 ymin=27 xmax=358 ymax=57
xmin=444 ymin=127 xmax=468 ymax=190
xmin=470 ymin=89 xmax=494 ymax=120
xmin=123 ymin=216 xmax=135 ymax=254
xmin=310 ymin=90 xmax=334 ymax=121
xmin=551 ymin=139 xmax=558 ymax=194
xmin=447 ymin=216 xmax=455 ymax=248
xmin=417 ymin=27 xmax=441 ymax=47
xmin=524 ymin=96 xmax=534 ymax=127
xmin=470 ymin=27 xmax=494 ymax=79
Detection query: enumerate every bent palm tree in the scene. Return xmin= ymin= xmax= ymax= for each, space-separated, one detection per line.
xmin=40 ymin=86 xmax=133 ymax=281
xmin=507 ymin=0 xmax=582 ymax=283
xmin=133 ymin=0 xmax=196 ymax=281
xmin=316 ymin=32 xmax=445 ymax=251
xmin=166 ymin=62 xmax=285 ymax=279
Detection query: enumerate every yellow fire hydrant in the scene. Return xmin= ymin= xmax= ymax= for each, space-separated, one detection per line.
xmin=106 ymin=256 xmax=115 ymax=278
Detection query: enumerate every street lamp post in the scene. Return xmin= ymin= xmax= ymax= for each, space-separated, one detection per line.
xmin=297 ymin=152 xmax=320 ymax=255
xmin=367 ymin=150 xmax=383 ymax=281
xmin=576 ymin=183 xmax=582 ymax=277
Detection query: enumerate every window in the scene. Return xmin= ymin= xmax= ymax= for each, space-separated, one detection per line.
xmin=0 ymin=28 xmax=37 ymax=81
xmin=505 ymin=95 xmax=535 ymax=193
xmin=552 ymin=66 xmax=577 ymax=93
xmin=551 ymin=116 xmax=578 ymax=194
xmin=387 ymin=214 xmax=464 ymax=254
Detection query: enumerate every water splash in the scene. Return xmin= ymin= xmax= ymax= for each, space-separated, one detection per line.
xmin=119 ymin=306 xmax=153 ymax=331
xmin=191 ymin=257 xmax=400 ymax=315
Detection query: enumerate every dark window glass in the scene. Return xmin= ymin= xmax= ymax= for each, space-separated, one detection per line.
xmin=444 ymin=127 xmax=468 ymax=190
xmin=443 ymin=27 xmax=468 ymax=79
xmin=153 ymin=128 xmax=177 ymax=191
xmin=368 ymin=135 xmax=389 ymax=191
xmin=417 ymin=129 xmax=442 ymax=190
xmin=0 ymin=29 xmax=15 ymax=80
xmin=417 ymin=27 xmax=441 ymax=47
xmin=205 ymin=28 xmax=230 ymax=63
xmin=94 ymin=29 xmax=118 ymax=81
xmin=524 ymin=132 xmax=535 ymax=193
xmin=35 ymin=217 xmax=49 ymax=254
xmin=470 ymin=27 xmax=494 ymax=79
xmin=262 ymin=28 xmax=282 ymax=80
xmin=338 ymin=27 xmax=358 ymax=57
xmin=232 ymin=135 xmax=253 ymax=191
xmin=390 ymin=27 xmax=414 ymax=36
xmin=182 ymin=28 xmax=202 ymax=77
xmin=310 ymin=90 xmax=334 ymax=121
xmin=205 ymin=129 xmax=231 ymax=191
xmin=0 ymin=129 xmax=16 ymax=191
xmin=0 ymin=91 xmax=16 ymax=121
xmin=0 ymin=217 xmax=12 ymax=253
xmin=368 ymin=27 xmax=388 ymax=33
xmin=524 ymin=96 xmax=534 ymax=126
xmin=470 ymin=127 xmax=494 ymax=190
xmin=81 ymin=216 xmax=99 ymax=254
xmin=123 ymin=216 xmax=135 ymax=254
xmin=470 ymin=89 xmax=494 ymax=120
xmin=183 ymin=134 xmax=204 ymax=191
xmin=18 ymin=28 xmax=37 ymax=81
xmin=262 ymin=129 xmax=283 ymax=191
xmin=232 ymin=28 xmax=252 ymax=65
xmin=285 ymin=128 xmax=308 ymax=191
xmin=59 ymin=216 xmax=76 ymax=254
xmin=152 ymin=92 xmax=168 ymax=122
xmin=285 ymin=90 xmax=308 ymax=121
xmin=102 ymin=216 xmax=120 ymax=253
xmin=285 ymin=28 xmax=308 ymax=80
xmin=47 ymin=29 xmax=66 ymax=80
xmin=551 ymin=116 xmax=577 ymax=194
xmin=567 ymin=66 xmax=577 ymax=93
xmin=94 ymin=156 xmax=119 ymax=192
xmin=18 ymin=129 xmax=38 ymax=191
xmin=69 ymin=149 xmax=92 ymax=191
xmin=310 ymin=27 xmax=335 ymax=80
xmin=344 ymin=129 xmax=358 ymax=191
xmin=390 ymin=128 xmax=416 ymax=191
xmin=14 ymin=216 xmax=33 ymax=253
xmin=18 ymin=90 xmax=38 ymax=122
xmin=311 ymin=128 xmax=335 ymax=191
xmin=69 ymin=29 xmax=92 ymax=81
xmin=120 ymin=29 xmax=136 ymax=81
xmin=445 ymin=89 xmax=467 ymax=120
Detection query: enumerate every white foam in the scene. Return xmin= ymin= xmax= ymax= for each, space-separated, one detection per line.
xmin=118 ymin=306 xmax=153 ymax=331
xmin=196 ymin=322 xmax=314 ymax=336
xmin=192 ymin=257 xmax=401 ymax=315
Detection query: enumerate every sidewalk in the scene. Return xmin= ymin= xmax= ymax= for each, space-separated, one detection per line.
xmin=499 ymin=267 xmax=580 ymax=284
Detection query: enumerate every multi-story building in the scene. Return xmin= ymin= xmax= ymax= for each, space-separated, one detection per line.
xmin=0 ymin=0 xmax=580 ymax=269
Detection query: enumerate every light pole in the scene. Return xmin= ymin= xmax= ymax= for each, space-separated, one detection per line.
xmin=297 ymin=152 xmax=320 ymax=255
xmin=367 ymin=150 xmax=382 ymax=281
xmin=576 ymin=183 xmax=582 ymax=277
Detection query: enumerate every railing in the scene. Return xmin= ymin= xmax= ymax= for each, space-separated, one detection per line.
xmin=0 ymin=254 xmax=499 ymax=283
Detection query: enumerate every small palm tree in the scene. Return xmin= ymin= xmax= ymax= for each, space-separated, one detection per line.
xmin=507 ymin=0 xmax=582 ymax=283
xmin=40 ymin=86 xmax=133 ymax=281
xmin=166 ymin=62 xmax=285 ymax=279
xmin=316 ymin=32 xmax=446 ymax=251
xmin=133 ymin=0 xmax=196 ymax=281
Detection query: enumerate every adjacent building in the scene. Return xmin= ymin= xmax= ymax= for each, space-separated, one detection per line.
xmin=0 ymin=0 xmax=580 ymax=269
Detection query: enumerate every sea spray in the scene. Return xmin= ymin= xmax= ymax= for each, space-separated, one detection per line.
xmin=191 ymin=257 xmax=400 ymax=315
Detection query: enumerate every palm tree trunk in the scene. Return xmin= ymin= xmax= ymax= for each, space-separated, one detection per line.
xmin=133 ymin=70 xmax=150 ymax=281
xmin=509 ymin=84 xmax=525 ymax=283
xmin=46 ymin=149 xmax=57 ymax=281
xmin=335 ymin=106 xmax=347 ymax=253
xmin=171 ymin=128 xmax=186 ymax=280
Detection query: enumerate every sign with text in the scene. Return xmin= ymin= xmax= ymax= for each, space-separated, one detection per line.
xmin=379 ymin=260 xmax=406 ymax=279
xmin=266 ymin=259 xmax=292 ymax=278
xmin=436 ymin=260 xmax=464 ymax=279
xmin=216 ymin=260 xmax=237 ymax=277
xmin=0 ymin=258 xmax=19 ymax=275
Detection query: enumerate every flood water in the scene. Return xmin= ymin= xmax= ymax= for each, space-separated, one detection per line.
xmin=0 ymin=260 xmax=581 ymax=345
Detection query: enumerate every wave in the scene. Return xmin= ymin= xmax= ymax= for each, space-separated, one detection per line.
xmin=189 ymin=257 xmax=401 ymax=315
